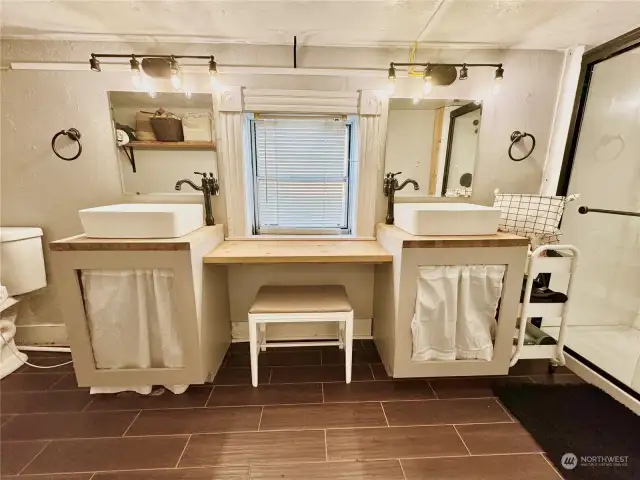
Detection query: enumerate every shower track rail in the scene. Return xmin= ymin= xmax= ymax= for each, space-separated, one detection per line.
xmin=578 ymin=206 xmax=640 ymax=217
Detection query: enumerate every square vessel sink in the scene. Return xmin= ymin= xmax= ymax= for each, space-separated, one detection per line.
xmin=79 ymin=204 xmax=204 ymax=238
xmin=394 ymin=203 xmax=501 ymax=236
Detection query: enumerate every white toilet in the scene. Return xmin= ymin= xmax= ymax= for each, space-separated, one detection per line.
xmin=0 ymin=227 xmax=47 ymax=378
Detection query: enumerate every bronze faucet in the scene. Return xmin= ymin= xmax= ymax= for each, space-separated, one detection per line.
xmin=175 ymin=172 xmax=219 ymax=226
xmin=383 ymin=172 xmax=419 ymax=225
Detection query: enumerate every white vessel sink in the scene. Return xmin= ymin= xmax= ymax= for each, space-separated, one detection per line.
xmin=79 ymin=204 xmax=204 ymax=238
xmin=394 ymin=203 xmax=501 ymax=236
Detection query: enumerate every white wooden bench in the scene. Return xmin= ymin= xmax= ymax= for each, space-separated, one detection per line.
xmin=248 ymin=285 xmax=354 ymax=387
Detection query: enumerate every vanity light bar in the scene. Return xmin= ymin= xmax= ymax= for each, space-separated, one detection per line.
xmin=387 ymin=62 xmax=504 ymax=95
xmin=89 ymin=53 xmax=220 ymax=97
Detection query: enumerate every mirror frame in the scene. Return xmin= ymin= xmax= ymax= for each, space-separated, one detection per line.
xmin=441 ymin=102 xmax=482 ymax=196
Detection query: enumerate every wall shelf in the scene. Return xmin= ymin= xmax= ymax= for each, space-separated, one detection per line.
xmin=119 ymin=141 xmax=217 ymax=173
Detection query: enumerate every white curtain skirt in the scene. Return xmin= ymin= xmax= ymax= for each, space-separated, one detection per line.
xmin=411 ymin=265 xmax=506 ymax=362
xmin=81 ymin=269 xmax=188 ymax=395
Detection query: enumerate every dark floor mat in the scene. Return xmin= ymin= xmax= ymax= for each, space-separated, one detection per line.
xmin=494 ymin=383 xmax=640 ymax=480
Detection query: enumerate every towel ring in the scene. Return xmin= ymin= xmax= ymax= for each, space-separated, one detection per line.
xmin=52 ymin=128 xmax=82 ymax=161
xmin=509 ymin=130 xmax=535 ymax=162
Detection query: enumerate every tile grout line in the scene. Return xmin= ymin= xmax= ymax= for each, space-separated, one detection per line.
xmin=541 ymin=452 xmax=565 ymax=479
xmin=89 ymin=473 xmax=97 ymax=480
xmin=452 ymin=425 xmax=472 ymax=456
xmin=82 ymin=397 xmax=96 ymax=412
xmin=174 ymin=434 xmax=192 ymax=468
xmin=426 ymin=381 xmax=439 ymax=399
xmin=494 ymin=398 xmax=516 ymax=422
xmin=380 ymin=401 xmax=390 ymax=427
xmin=121 ymin=410 xmax=142 ymax=437
xmin=0 ymin=419 xmax=523 ymax=443
xmin=257 ymin=406 xmax=264 ymax=431
xmin=324 ymin=429 xmax=328 ymax=461
xmin=268 ymin=367 xmax=273 ymax=384
xmin=17 ymin=439 xmax=50 ymax=475
xmin=368 ymin=363 xmax=376 ymax=380
xmin=46 ymin=373 xmax=68 ymax=391
xmin=399 ymin=459 xmax=408 ymax=480
xmin=204 ymin=385 xmax=216 ymax=407
xmin=321 ymin=382 xmax=325 ymax=403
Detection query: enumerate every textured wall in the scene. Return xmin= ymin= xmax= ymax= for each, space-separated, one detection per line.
xmin=1 ymin=40 xmax=563 ymax=343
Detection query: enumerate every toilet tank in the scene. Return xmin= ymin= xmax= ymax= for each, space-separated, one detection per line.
xmin=0 ymin=227 xmax=47 ymax=296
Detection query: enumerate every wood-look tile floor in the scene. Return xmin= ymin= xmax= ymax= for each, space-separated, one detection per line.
xmin=0 ymin=343 xmax=575 ymax=479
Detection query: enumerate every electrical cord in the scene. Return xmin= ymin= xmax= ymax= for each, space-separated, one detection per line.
xmin=0 ymin=331 xmax=74 ymax=369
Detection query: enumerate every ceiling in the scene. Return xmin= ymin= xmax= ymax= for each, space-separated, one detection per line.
xmin=1 ymin=0 xmax=640 ymax=50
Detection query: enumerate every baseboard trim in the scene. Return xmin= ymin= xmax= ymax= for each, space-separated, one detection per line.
xmin=15 ymin=324 xmax=68 ymax=347
xmin=231 ymin=318 xmax=372 ymax=342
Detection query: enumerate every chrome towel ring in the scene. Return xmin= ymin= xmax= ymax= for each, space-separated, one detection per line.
xmin=509 ymin=130 xmax=536 ymax=162
xmin=52 ymin=128 xmax=82 ymax=161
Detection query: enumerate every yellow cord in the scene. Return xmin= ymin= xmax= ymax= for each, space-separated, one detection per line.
xmin=407 ymin=41 xmax=424 ymax=77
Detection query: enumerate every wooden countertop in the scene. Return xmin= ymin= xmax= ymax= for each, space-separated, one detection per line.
xmin=377 ymin=224 xmax=529 ymax=248
xmin=50 ymin=226 xmax=223 ymax=252
xmin=203 ymin=240 xmax=393 ymax=264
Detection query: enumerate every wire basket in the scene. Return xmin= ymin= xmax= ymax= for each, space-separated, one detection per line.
xmin=493 ymin=190 xmax=579 ymax=246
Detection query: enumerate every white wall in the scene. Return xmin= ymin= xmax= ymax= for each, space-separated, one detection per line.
xmin=385 ymin=109 xmax=435 ymax=197
xmin=0 ymin=39 xmax=564 ymax=343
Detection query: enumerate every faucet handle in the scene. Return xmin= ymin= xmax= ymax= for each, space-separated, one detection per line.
xmin=194 ymin=171 xmax=207 ymax=178
xmin=386 ymin=171 xmax=402 ymax=178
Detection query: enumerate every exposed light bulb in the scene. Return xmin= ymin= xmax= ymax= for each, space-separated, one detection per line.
xmin=169 ymin=57 xmax=181 ymax=91
xmin=171 ymin=72 xmax=182 ymax=91
xmin=459 ymin=64 xmax=468 ymax=80
xmin=493 ymin=65 xmax=504 ymax=95
xmin=492 ymin=78 xmax=502 ymax=95
xmin=210 ymin=74 xmax=220 ymax=91
xmin=422 ymin=75 xmax=432 ymax=97
xmin=208 ymin=56 xmax=221 ymax=91
xmin=387 ymin=64 xmax=396 ymax=96
xmin=386 ymin=77 xmax=396 ymax=96
xmin=146 ymin=77 xmax=157 ymax=98
xmin=132 ymin=70 xmax=143 ymax=90
xmin=130 ymin=56 xmax=142 ymax=90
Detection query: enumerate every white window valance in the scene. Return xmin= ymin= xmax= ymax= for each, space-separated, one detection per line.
xmin=243 ymin=89 xmax=359 ymax=114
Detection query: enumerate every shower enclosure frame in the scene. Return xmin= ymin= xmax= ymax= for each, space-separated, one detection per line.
xmin=557 ymin=26 xmax=640 ymax=197
xmin=554 ymin=26 xmax=640 ymax=410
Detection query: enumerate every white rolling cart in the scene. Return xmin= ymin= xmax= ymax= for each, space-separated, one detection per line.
xmin=511 ymin=244 xmax=579 ymax=370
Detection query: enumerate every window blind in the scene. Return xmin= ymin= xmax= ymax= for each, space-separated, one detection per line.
xmin=251 ymin=117 xmax=351 ymax=233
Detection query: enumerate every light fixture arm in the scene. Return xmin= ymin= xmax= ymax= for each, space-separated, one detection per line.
xmin=389 ymin=62 xmax=503 ymax=69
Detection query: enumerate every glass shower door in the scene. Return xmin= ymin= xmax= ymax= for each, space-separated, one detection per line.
xmin=551 ymin=45 xmax=640 ymax=389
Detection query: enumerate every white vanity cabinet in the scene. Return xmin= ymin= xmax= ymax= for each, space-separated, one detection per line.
xmin=373 ymin=224 xmax=529 ymax=378
xmin=50 ymin=226 xmax=230 ymax=388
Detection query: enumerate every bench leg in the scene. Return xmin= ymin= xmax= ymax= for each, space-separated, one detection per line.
xmin=260 ymin=324 xmax=267 ymax=352
xmin=345 ymin=312 xmax=354 ymax=384
xmin=249 ymin=317 xmax=259 ymax=387
xmin=338 ymin=321 xmax=345 ymax=350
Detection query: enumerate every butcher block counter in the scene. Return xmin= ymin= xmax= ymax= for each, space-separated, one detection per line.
xmin=203 ymin=239 xmax=392 ymax=264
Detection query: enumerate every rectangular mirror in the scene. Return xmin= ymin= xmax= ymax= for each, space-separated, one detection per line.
xmin=384 ymin=98 xmax=482 ymax=198
xmin=108 ymin=92 xmax=217 ymax=196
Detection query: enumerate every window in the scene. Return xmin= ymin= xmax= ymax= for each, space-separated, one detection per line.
xmin=248 ymin=115 xmax=356 ymax=234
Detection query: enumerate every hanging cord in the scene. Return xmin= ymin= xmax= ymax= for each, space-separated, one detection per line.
xmin=407 ymin=0 xmax=449 ymax=77
xmin=0 ymin=331 xmax=74 ymax=369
